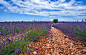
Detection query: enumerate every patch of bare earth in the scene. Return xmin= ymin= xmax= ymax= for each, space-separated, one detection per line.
xmin=21 ymin=24 xmax=86 ymax=55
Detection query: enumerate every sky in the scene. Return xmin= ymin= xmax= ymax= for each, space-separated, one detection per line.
xmin=0 ymin=0 xmax=86 ymax=22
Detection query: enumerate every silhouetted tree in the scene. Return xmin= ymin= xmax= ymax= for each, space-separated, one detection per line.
xmin=81 ymin=19 xmax=84 ymax=22
xmin=22 ymin=21 xmax=23 ymax=22
xmin=85 ymin=19 xmax=86 ymax=22
xmin=5 ymin=21 xmax=6 ymax=22
xmin=34 ymin=19 xmax=35 ymax=22
xmin=77 ymin=20 xmax=78 ymax=22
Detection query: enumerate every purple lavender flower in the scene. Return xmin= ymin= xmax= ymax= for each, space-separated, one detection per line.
xmin=0 ymin=45 xmax=2 ymax=49
xmin=0 ymin=32 xmax=1 ymax=34
xmin=82 ymin=36 xmax=84 ymax=38
xmin=27 ymin=52 xmax=31 ymax=54
xmin=6 ymin=38 xmax=11 ymax=42
xmin=6 ymin=38 xmax=12 ymax=44
xmin=34 ymin=36 xmax=37 ymax=40
xmin=12 ymin=48 xmax=22 ymax=55
xmin=13 ymin=31 xmax=15 ymax=36
xmin=20 ymin=35 xmax=24 ymax=41
xmin=30 ymin=39 xmax=33 ymax=41
xmin=24 ymin=35 xmax=26 ymax=39
xmin=20 ymin=48 xmax=22 ymax=51
xmin=27 ymin=37 xmax=30 ymax=40
xmin=9 ymin=48 xmax=13 ymax=53
xmin=3 ymin=40 xmax=6 ymax=43
xmin=22 ymin=41 xmax=23 ymax=42
xmin=82 ymin=43 xmax=86 ymax=45
xmin=51 ymin=35 xmax=53 ymax=38
xmin=15 ymin=29 xmax=16 ymax=33
xmin=84 ymin=40 xmax=86 ymax=41
xmin=76 ymin=40 xmax=78 ymax=42
xmin=21 ymin=35 xmax=24 ymax=38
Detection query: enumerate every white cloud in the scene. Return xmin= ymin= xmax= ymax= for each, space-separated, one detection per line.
xmin=0 ymin=0 xmax=11 ymax=7
xmin=4 ymin=10 xmax=7 ymax=11
xmin=58 ymin=0 xmax=66 ymax=2
xmin=51 ymin=19 xmax=53 ymax=21
xmin=35 ymin=0 xmax=40 ymax=3
xmin=30 ymin=20 xmax=32 ymax=21
xmin=0 ymin=0 xmax=86 ymax=18
xmin=4 ymin=20 xmax=23 ymax=21
xmin=49 ymin=16 xmax=56 ymax=17
xmin=0 ymin=7 xmax=3 ymax=9
xmin=58 ymin=18 xmax=75 ymax=21
xmin=40 ymin=18 xmax=50 ymax=21
xmin=74 ymin=16 xmax=86 ymax=18
xmin=74 ymin=1 xmax=83 ymax=6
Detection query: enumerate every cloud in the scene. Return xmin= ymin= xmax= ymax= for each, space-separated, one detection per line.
xmin=4 ymin=10 xmax=7 ymax=11
xmin=58 ymin=17 xmax=75 ymax=21
xmin=0 ymin=0 xmax=86 ymax=17
xmin=49 ymin=16 xmax=56 ymax=17
xmin=74 ymin=16 xmax=86 ymax=18
xmin=3 ymin=20 xmax=23 ymax=21
xmin=40 ymin=18 xmax=50 ymax=21
xmin=51 ymin=19 xmax=53 ymax=21
xmin=0 ymin=7 xmax=3 ymax=9
xmin=58 ymin=0 xmax=66 ymax=2
xmin=74 ymin=1 xmax=83 ymax=6
xmin=0 ymin=0 xmax=11 ymax=7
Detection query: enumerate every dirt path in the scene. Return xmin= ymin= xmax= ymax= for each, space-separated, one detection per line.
xmin=21 ymin=24 xmax=86 ymax=55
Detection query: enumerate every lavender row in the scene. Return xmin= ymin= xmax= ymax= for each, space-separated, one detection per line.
xmin=0 ymin=22 xmax=51 ymax=37
xmin=52 ymin=22 xmax=86 ymax=43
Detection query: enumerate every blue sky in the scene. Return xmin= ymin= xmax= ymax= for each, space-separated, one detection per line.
xmin=0 ymin=0 xmax=86 ymax=22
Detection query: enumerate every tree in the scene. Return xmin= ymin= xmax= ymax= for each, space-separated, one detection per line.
xmin=34 ymin=19 xmax=35 ymax=21
xmin=18 ymin=21 xmax=19 ymax=22
xmin=85 ymin=19 xmax=86 ymax=22
xmin=53 ymin=19 xmax=58 ymax=23
xmin=5 ymin=21 xmax=6 ymax=22
xmin=22 ymin=21 xmax=23 ymax=22
xmin=81 ymin=19 xmax=84 ymax=22
xmin=77 ymin=20 xmax=78 ymax=22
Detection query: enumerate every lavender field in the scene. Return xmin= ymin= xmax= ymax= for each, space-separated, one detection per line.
xmin=0 ymin=22 xmax=53 ymax=55
xmin=52 ymin=22 xmax=86 ymax=45
xmin=0 ymin=22 xmax=86 ymax=55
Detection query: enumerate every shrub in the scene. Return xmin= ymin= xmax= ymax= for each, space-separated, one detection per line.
xmin=53 ymin=19 xmax=58 ymax=23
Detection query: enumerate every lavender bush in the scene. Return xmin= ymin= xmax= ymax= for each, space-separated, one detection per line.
xmin=52 ymin=22 xmax=86 ymax=43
